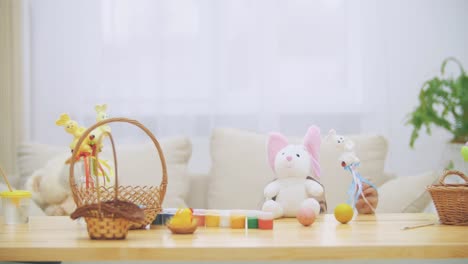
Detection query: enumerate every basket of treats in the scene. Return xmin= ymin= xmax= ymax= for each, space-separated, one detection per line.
xmin=426 ymin=170 xmax=468 ymax=226
xmin=68 ymin=117 xmax=168 ymax=236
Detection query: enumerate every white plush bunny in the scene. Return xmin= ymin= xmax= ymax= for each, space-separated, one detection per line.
xmin=25 ymin=153 xmax=77 ymax=216
xmin=261 ymin=126 xmax=326 ymax=218
xmin=25 ymin=151 xmax=116 ymax=216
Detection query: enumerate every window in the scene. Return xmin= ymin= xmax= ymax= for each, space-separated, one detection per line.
xmin=27 ymin=0 xmax=363 ymax=143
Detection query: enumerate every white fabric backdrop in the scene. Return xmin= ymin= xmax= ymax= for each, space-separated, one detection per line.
xmin=23 ymin=0 xmax=468 ymax=175
xmin=27 ymin=0 xmax=364 ymax=144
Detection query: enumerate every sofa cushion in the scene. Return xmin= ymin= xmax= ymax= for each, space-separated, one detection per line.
xmin=207 ymin=127 xmax=388 ymax=212
xmin=18 ymin=136 xmax=192 ymax=209
xmin=376 ymin=171 xmax=439 ymax=213
xmin=115 ymin=138 xmax=192 ymax=208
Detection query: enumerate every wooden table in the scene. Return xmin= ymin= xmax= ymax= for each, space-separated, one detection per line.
xmin=0 ymin=213 xmax=466 ymax=261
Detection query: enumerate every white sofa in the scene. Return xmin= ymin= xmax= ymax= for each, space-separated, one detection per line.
xmin=11 ymin=127 xmax=439 ymax=216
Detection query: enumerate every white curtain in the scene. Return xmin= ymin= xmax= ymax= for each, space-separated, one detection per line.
xmin=0 ymin=0 xmax=24 ymax=175
xmin=27 ymin=0 xmax=364 ymax=145
xmin=22 ymin=0 xmax=468 ymax=175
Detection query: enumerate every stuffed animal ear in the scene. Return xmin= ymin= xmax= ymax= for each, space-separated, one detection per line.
xmin=303 ymin=126 xmax=321 ymax=178
xmin=55 ymin=113 xmax=70 ymax=126
xmin=95 ymin=104 xmax=107 ymax=113
xmin=325 ymin=129 xmax=336 ymax=142
xmin=267 ymin=132 xmax=289 ymax=170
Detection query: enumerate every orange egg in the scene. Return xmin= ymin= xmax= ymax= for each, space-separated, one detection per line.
xmin=296 ymin=207 xmax=316 ymax=226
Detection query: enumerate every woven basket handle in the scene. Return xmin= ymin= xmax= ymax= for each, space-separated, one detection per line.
xmin=438 ymin=170 xmax=468 ymax=185
xmin=94 ymin=131 xmax=117 ymax=210
xmin=69 ymin=117 xmax=168 ymax=206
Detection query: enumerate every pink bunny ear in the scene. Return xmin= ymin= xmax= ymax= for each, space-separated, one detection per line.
xmin=267 ymin=132 xmax=289 ymax=170
xmin=303 ymin=126 xmax=321 ymax=178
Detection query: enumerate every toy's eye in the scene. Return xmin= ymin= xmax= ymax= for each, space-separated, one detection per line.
xmin=282 ymin=152 xmax=285 ymax=155
xmin=296 ymin=154 xmax=300 ymax=157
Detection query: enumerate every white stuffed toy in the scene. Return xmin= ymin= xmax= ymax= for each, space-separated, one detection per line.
xmin=325 ymin=129 xmax=377 ymax=212
xmin=326 ymin=129 xmax=360 ymax=167
xmin=262 ymin=126 xmax=326 ymax=218
xmin=25 ymin=153 xmax=77 ymax=216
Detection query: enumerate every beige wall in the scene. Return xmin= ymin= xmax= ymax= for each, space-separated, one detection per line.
xmin=0 ymin=0 xmax=23 ymax=176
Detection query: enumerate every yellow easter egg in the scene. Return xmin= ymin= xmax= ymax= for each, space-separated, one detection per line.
xmin=334 ymin=203 xmax=354 ymax=224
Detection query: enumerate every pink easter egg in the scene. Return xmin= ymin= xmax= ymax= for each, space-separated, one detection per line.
xmin=296 ymin=207 xmax=316 ymax=226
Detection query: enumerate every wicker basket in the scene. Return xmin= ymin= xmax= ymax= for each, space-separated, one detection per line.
xmin=69 ymin=118 xmax=168 ymax=231
xmin=426 ymin=170 xmax=468 ymax=226
xmin=70 ymin=200 xmax=145 ymax=239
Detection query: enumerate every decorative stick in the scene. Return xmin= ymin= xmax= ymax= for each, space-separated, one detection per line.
xmin=0 ymin=165 xmax=13 ymax=192
xmin=401 ymin=222 xmax=435 ymax=230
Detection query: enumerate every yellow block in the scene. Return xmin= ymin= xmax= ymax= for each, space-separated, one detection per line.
xmin=205 ymin=214 xmax=220 ymax=227
xmin=230 ymin=215 xmax=245 ymax=229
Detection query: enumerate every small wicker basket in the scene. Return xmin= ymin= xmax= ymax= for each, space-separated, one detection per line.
xmin=69 ymin=117 xmax=168 ymax=233
xmin=70 ymin=200 xmax=145 ymax=239
xmin=426 ymin=170 xmax=468 ymax=226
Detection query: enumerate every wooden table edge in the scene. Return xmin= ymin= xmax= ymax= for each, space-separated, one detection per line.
xmin=1 ymin=244 xmax=467 ymax=261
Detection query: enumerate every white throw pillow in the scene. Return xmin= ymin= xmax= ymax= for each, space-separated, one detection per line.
xmin=376 ymin=171 xmax=440 ymax=213
xmin=114 ymin=138 xmax=192 ymax=208
xmin=18 ymin=137 xmax=192 ymax=210
xmin=17 ymin=143 xmax=69 ymax=187
xmin=207 ymin=127 xmax=388 ymax=212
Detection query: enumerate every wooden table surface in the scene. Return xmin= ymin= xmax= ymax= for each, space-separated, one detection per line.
xmin=0 ymin=213 xmax=467 ymax=261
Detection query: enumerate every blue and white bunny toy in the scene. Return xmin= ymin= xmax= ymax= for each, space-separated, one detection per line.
xmin=325 ymin=129 xmax=377 ymax=212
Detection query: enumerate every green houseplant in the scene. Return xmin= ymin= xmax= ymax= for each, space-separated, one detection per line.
xmin=406 ymin=57 xmax=468 ymax=147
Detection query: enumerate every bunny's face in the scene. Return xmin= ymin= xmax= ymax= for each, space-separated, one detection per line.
xmin=274 ymin=145 xmax=311 ymax=179
xmin=326 ymin=129 xmax=354 ymax=151
xmin=97 ymin=112 xmax=108 ymax=122
xmin=95 ymin=104 xmax=108 ymax=122
xmin=334 ymin=135 xmax=345 ymax=144
xmin=331 ymin=135 xmax=346 ymax=149
xmin=65 ymin=120 xmax=79 ymax=134
xmin=267 ymin=126 xmax=322 ymax=179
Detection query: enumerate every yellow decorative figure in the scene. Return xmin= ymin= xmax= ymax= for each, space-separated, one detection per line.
xmin=88 ymin=104 xmax=111 ymax=154
xmin=334 ymin=203 xmax=354 ymax=224
xmin=167 ymin=208 xmax=198 ymax=234
xmin=95 ymin=104 xmax=111 ymax=133
xmin=89 ymin=104 xmax=112 ymax=181
xmin=55 ymin=114 xmax=90 ymax=154
xmin=56 ymin=113 xmax=94 ymax=188
xmin=55 ymin=107 xmax=114 ymax=189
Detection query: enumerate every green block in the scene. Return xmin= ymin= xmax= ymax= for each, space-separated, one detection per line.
xmin=247 ymin=216 xmax=258 ymax=229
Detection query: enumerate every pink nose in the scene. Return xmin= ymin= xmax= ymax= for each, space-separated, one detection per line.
xmin=286 ymin=156 xmax=292 ymax=162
